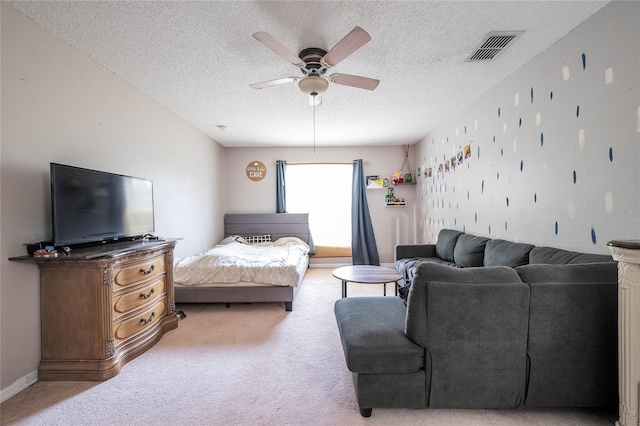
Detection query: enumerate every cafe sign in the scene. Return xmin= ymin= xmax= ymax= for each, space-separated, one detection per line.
xmin=246 ymin=161 xmax=267 ymax=181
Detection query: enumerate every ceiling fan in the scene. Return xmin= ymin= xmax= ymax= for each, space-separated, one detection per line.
xmin=250 ymin=26 xmax=380 ymax=106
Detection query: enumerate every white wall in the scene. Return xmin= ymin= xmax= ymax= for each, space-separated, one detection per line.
xmin=1 ymin=3 xmax=226 ymax=394
xmin=414 ymin=1 xmax=640 ymax=253
xmin=224 ymin=145 xmax=417 ymax=265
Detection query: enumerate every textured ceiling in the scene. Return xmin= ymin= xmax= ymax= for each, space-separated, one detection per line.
xmin=9 ymin=1 xmax=609 ymax=148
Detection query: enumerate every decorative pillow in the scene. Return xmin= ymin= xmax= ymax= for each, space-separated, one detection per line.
xmin=219 ymin=235 xmax=248 ymax=245
xmin=243 ymin=234 xmax=272 ymax=244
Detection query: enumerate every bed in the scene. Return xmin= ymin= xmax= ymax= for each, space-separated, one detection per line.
xmin=173 ymin=213 xmax=311 ymax=311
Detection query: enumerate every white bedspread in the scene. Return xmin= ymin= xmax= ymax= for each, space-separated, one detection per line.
xmin=174 ymin=237 xmax=309 ymax=287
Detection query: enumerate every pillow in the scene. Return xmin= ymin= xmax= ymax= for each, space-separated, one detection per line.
xmin=243 ymin=234 xmax=272 ymax=244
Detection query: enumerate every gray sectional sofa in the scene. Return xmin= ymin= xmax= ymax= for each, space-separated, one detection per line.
xmin=334 ymin=229 xmax=618 ymax=417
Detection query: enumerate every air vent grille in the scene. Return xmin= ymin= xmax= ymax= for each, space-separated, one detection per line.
xmin=467 ymin=31 xmax=523 ymax=61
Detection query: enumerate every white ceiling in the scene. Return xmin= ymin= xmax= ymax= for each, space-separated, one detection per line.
xmin=10 ymin=1 xmax=609 ymax=148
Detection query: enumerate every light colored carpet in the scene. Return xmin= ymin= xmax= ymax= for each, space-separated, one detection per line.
xmin=1 ymin=268 xmax=616 ymax=425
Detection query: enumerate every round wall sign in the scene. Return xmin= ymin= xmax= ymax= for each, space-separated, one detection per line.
xmin=246 ymin=161 xmax=267 ymax=181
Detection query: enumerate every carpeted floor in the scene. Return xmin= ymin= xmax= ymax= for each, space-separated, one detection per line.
xmin=1 ymin=268 xmax=617 ymax=425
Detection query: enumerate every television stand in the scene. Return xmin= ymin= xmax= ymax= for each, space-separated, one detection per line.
xmin=10 ymin=239 xmax=180 ymax=381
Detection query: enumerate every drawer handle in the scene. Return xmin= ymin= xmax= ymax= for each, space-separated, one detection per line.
xmin=139 ymin=264 xmax=155 ymax=275
xmin=139 ymin=312 xmax=156 ymax=324
xmin=139 ymin=288 xmax=155 ymax=299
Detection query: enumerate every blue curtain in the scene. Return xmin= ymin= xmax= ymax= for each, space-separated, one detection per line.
xmin=352 ymin=159 xmax=379 ymax=265
xmin=276 ymin=160 xmax=287 ymax=213
xmin=276 ymin=159 xmax=316 ymax=256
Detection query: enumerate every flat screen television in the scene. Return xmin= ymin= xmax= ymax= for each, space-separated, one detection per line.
xmin=50 ymin=163 xmax=155 ymax=247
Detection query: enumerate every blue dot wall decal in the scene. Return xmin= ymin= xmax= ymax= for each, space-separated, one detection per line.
xmin=464 ymin=125 xmax=467 ymax=134
xmin=582 ymin=53 xmax=586 ymax=70
xmin=520 ymin=160 xmax=524 ymax=171
xmin=467 ymin=190 xmax=470 ymax=200
xmin=498 ymin=107 xmax=501 ymax=117
xmin=505 ymin=221 xmax=508 ymax=231
xmin=477 ymin=146 xmax=480 ymax=158
xmin=591 ymin=227 xmax=597 ymax=244
xmin=481 ymin=179 xmax=485 ymax=193
xmin=475 ymin=213 xmax=478 ymax=223
xmin=550 ymin=91 xmax=553 ymax=100
xmin=540 ymin=133 xmax=544 ymax=146
xmin=530 ymin=87 xmax=534 ymax=103
xmin=573 ymin=170 xmax=577 ymax=183
xmin=497 ymin=172 xmax=500 ymax=180
xmin=489 ymin=225 xmax=491 ymax=235
xmin=609 ymin=147 xmax=613 ymax=162
xmin=501 ymin=148 xmax=504 ymax=156
xmin=506 ymin=197 xmax=510 ymax=207
xmin=519 ymin=118 xmax=522 ymax=127
xmin=493 ymin=136 xmax=496 ymax=142
xmin=534 ymin=193 xmax=537 ymax=203
xmin=576 ymin=105 xmax=580 ymax=117
xmin=555 ymin=222 xmax=559 ymax=235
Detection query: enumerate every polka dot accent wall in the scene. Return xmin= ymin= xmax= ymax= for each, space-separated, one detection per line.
xmin=416 ymin=9 xmax=640 ymax=252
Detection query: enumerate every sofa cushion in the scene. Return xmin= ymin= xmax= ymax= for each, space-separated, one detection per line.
xmin=419 ymin=280 xmax=530 ymax=408
xmin=525 ymin=280 xmax=618 ymax=407
xmin=435 ymin=229 xmax=463 ymax=262
xmin=453 ymin=234 xmax=490 ymax=267
xmin=484 ymin=239 xmax=534 ymax=267
xmin=515 ymin=261 xmax=618 ymax=284
xmin=528 ymin=246 xmax=613 ymax=264
xmin=405 ymin=263 xmax=523 ymax=348
xmin=334 ymin=297 xmax=424 ymax=374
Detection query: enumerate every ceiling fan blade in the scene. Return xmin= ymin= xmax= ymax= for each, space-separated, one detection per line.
xmin=250 ymin=76 xmax=299 ymax=90
xmin=321 ymin=26 xmax=371 ymax=68
xmin=253 ymin=32 xmax=306 ymax=68
xmin=329 ymin=73 xmax=380 ymax=90
xmin=309 ymin=94 xmax=322 ymax=107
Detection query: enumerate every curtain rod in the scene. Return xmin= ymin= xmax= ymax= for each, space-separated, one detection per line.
xmin=274 ymin=160 xmax=370 ymax=165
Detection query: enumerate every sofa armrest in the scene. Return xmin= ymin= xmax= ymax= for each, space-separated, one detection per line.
xmin=395 ymin=244 xmax=436 ymax=262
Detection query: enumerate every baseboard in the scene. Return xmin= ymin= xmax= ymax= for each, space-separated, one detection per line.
xmin=1 ymin=370 xmax=38 ymax=403
xmin=309 ymin=262 xmax=395 ymax=268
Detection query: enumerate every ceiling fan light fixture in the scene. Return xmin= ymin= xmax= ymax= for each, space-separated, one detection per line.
xmin=298 ymin=76 xmax=329 ymax=96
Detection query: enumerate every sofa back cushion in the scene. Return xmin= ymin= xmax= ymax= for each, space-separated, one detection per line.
xmin=515 ymin=261 xmax=618 ymax=407
xmin=435 ymin=229 xmax=463 ymax=262
xmin=528 ymin=246 xmax=613 ymax=264
xmin=453 ymin=234 xmax=490 ymax=267
xmin=405 ymin=263 xmax=523 ymax=347
xmin=484 ymin=239 xmax=534 ymax=267
xmin=515 ymin=261 xmax=618 ymax=284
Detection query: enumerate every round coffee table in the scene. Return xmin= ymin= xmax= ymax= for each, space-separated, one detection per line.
xmin=332 ymin=265 xmax=403 ymax=298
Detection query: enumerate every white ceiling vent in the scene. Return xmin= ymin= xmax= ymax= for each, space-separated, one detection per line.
xmin=467 ymin=31 xmax=524 ymax=61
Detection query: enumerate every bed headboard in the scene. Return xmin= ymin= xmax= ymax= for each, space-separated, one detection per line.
xmin=224 ymin=213 xmax=310 ymax=244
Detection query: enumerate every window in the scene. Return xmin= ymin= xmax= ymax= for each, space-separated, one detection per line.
xmin=286 ymin=164 xmax=352 ymax=257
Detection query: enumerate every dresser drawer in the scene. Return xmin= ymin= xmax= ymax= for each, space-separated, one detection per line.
xmin=113 ymin=254 xmax=166 ymax=289
xmin=113 ymin=298 xmax=166 ymax=346
xmin=112 ymin=277 xmax=166 ymax=320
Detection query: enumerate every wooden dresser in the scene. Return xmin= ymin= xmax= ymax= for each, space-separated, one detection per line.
xmin=11 ymin=239 xmax=179 ymax=381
